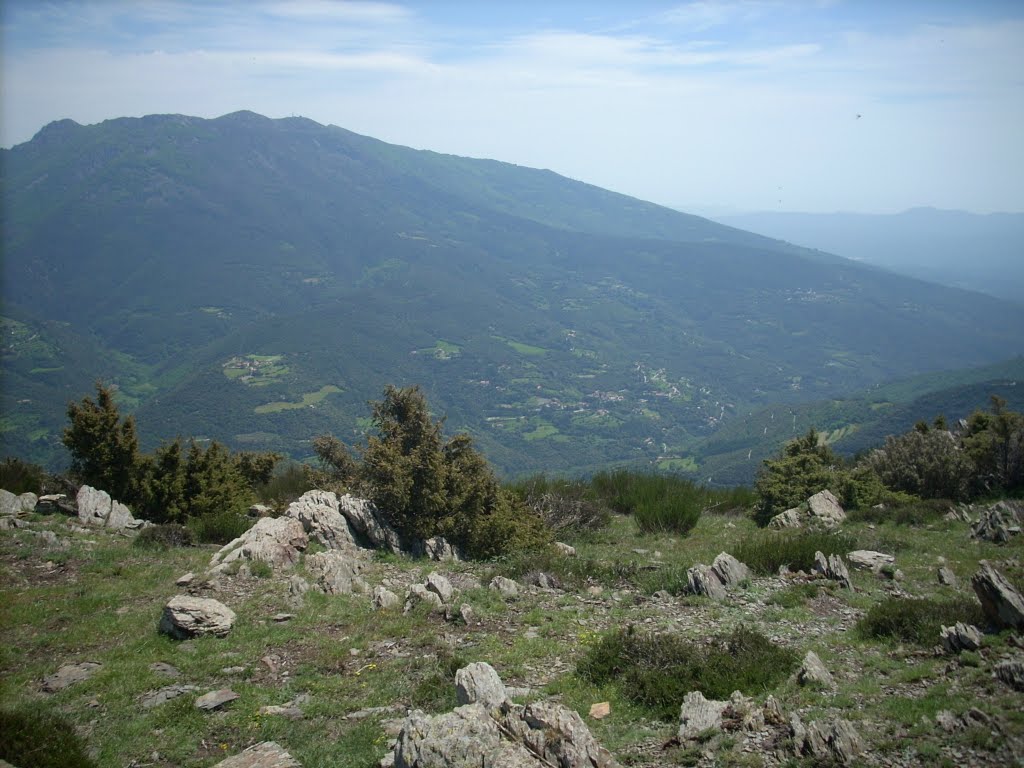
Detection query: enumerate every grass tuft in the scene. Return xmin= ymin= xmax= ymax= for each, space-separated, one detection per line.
xmin=0 ymin=704 xmax=98 ymax=768
xmin=732 ymin=530 xmax=856 ymax=575
xmin=856 ymin=595 xmax=987 ymax=645
xmin=134 ymin=523 xmax=195 ymax=550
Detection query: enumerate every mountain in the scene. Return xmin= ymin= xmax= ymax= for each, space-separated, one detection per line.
xmin=715 ymin=208 xmax=1024 ymax=302
xmin=3 ymin=111 xmax=1023 ymax=476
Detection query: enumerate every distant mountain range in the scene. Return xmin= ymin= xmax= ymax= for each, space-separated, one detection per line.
xmin=2 ymin=111 xmax=1022 ymax=479
xmin=715 ymin=208 xmax=1024 ymax=302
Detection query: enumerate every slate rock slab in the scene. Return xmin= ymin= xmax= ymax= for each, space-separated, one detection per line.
xmin=196 ymin=688 xmax=240 ymax=711
xmin=972 ymin=561 xmax=1024 ymax=631
xmin=140 ymin=684 xmax=200 ymax=709
xmin=212 ymin=742 xmax=300 ymax=768
xmin=42 ymin=661 xmax=101 ymax=692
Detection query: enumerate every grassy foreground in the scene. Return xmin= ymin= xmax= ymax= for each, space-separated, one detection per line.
xmin=1 ymin=507 xmax=1023 ymax=767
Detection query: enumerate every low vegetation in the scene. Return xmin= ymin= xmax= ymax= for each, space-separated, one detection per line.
xmin=856 ymin=596 xmax=989 ymax=645
xmin=733 ymin=529 xmax=857 ymax=575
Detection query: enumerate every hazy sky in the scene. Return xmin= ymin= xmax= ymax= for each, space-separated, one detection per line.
xmin=3 ymin=1 xmax=1022 ymax=214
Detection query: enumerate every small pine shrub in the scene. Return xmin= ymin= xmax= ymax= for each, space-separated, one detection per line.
xmin=134 ymin=523 xmax=195 ymax=550
xmin=856 ymin=596 xmax=987 ymax=645
xmin=733 ymin=530 xmax=857 ymax=575
xmin=578 ymin=626 xmax=798 ymax=720
xmin=0 ymin=457 xmax=46 ymax=495
xmin=0 ymin=704 xmax=98 ymax=768
xmin=463 ymin=495 xmax=553 ymax=560
xmin=188 ymin=510 xmax=253 ymax=544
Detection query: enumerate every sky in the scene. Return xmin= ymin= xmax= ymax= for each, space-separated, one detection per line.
xmin=2 ymin=0 xmax=1023 ymax=215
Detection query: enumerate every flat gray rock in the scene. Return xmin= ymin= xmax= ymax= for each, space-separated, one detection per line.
xmin=196 ymin=688 xmax=240 ymax=711
xmin=212 ymin=742 xmax=300 ymax=768
xmin=140 ymin=684 xmax=199 ymax=708
xmin=41 ymin=661 xmax=101 ymax=692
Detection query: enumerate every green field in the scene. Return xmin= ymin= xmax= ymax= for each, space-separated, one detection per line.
xmin=254 ymin=385 xmax=342 ymax=414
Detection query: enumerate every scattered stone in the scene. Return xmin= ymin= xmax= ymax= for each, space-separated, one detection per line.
xmin=346 ymin=704 xmax=401 ymax=720
xmin=937 ymin=566 xmax=958 ymax=587
xmin=271 ymin=613 xmax=294 ymax=622
xmin=211 ymin=741 xmax=300 ymax=768
xmin=405 ymin=583 xmax=445 ymax=613
xmin=972 ymin=561 xmax=1024 ymax=631
xmin=305 ymin=550 xmax=367 ymax=595
xmin=589 ymin=702 xmax=611 ymax=720
xmin=425 ymin=572 xmax=455 ymax=604
xmin=196 ymin=688 xmax=240 ymax=711
xmin=455 ymin=662 xmax=508 ymax=709
xmin=489 ymin=575 xmax=519 ymax=599
xmin=176 ymin=572 xmax=195 ymax=587
xmin=795 ymin=651 xmax=835 ymax=688
xmin=221 ymin=666 xmax=247 ymax=675
xmin=521 ymin=571 xmax=560 ymax=590
xmin=458 ymin=603 xmax=475 ymax=626
xmin=946 ymin=506 xmax=973 ymax=523
xmin=678 ymin=691 xmax=763 ymax=740
xmin=846 ymin=550 xmax=895 ymax=572
xmin=812 ymin=551 xmax=852 ymax=589
xmin=159 ymin=595 xmax=236 ymax=639
xmin=768 ymin=507 xmax=803 ymax=529
xmin=259 ymin=694 xmax=309 ymax=719
xmin=286 ymin=490 xmax=358 ymax=550
xmin=790 ymin=715 xmax=863 ymax=766
xmin=41 ymin=661 xmax=101 ymax=692
xmin=209 ymin=516 xmax=307 ymax=573
xmin=941 ymin=622 xmax=984 ymax=654
xmin=372 ymin=586 xmax=401 ymax=611
xmin=140 ymin=684 xmax=199 ymax=708
xmin=149 ymin=662 xmax=181 ymax=678
xmin=555 ymin=542 xmax=577 ymax=557
xmin=971 ymin=500 xmax=1023 ymax=544
xmin=994 ymin=659 xmax=1024 ymax=691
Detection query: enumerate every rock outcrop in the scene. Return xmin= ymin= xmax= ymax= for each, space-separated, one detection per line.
xmin=454 ymin=662 xmax=507 ymax=709
xmin=972 ymin=561 xmax=1024 ymax=631
xmin=159 ymin=595 xmax=236 ymax=639
xmin=687 ymin=552 xmax=750 ymax=599
xmin=337 ymin=493 xmax=403 ymax=554
xmin=795 ymin=651 xmax=835 ymax=688
xmin=305 ymin=550 xmax=367 ymax=595
xmin=994 ymin=659 xmax=1024 ymax=691
xmin=75 ymin=485 xmax=143 ymax=530
xmin=489 ymin=576 xmax=519 ymax=599
xmin=812 ymin=551 xmax=852 ymax=589
xmin=0 ymin=489 xmax=38 ymax=517
xmin=790 ymin=715 xmax=863 ymax=766
xmin=678 ymin=690 xmax=765 ymax=741
xmin=769 ymin=489 xmax=846 ymax=530
xmin=971 ymin=500 xmax=1023 ymax=544
xmin=846 ymin=550 xmax=895 ymax=573
xmin=940 ymin=622 xmax=983 ymax=654
xmin=209 ymin=516 xmax=308 ymax=573
xmin=286 ymin=490 xmax=357 ymax=550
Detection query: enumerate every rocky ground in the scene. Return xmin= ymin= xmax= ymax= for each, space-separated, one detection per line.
xmin=1 ymin=488 xmax=1023 ymax=767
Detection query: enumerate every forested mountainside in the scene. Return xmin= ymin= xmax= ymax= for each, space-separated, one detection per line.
xmin=3 ymin=111 xmax=1022 ymax=476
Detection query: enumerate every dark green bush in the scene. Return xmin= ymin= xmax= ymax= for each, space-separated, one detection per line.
xmin=733 ymin=530 xmax=857 ymax=575
xmin=578 ymin=626 xmax=798 ymax=721
xmin=0 ymin=704 xmax=98 ymax=768
xmin=848 ymin=498 xmax=954 ymax=526
xmin=590 ymin=471 xmax=703 ymax=535
xmin=134 ymin=523 xmax=195 ymax=550
xmin=258 ymin=462 xmax=316 ymax=504
xmin=0 ymin=457 xmax=46 ymax=495
xmin=187 ymin=510 xmax=252 ymax=545
xmin=857 ymin=596 xmax=987 ymax=645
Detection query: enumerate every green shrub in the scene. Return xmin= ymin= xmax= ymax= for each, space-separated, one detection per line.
xmin=752 ymin=429 xmax=845 ymax=527
xmin=589 ymin=471 xmax=703 ymax=535
xmin=188 ymin=510 xmax=252 ymax=544
xmin=134 ymin=523 xmax=195 ymax=550
xmin=848 ymin=498 xmax=954 ymax=526
xmin=578 ymin=626 xmax=798 ymax=720
xmin=0 ymin=457 xmax=46 ymax=495
xmin=464 ymin=494 xmax=553 ymax=560
xmin=507 ymin=474 xmax=610 ymax=533
xmin=0 ymin=704 xmax=98 ymax=768
xmin=856 ymin=596 xmax=987 ymax=645
xmin=864 ymin=429 xmax=975 ymax=501
xmin=733 ymin=530 xmax=856 ymax=575
xmin=258 ymin=462 xmax=316 ymax=504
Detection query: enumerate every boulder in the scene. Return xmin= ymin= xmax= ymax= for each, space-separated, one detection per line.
xmin=454 ymin=662 xmax=507 ymax=709
xmin=812 ymin=551 xmax=852 ymax=589
xmin=35 ymin=493 xmax=72 ymax=515
xmin=285 ymin=490 xmax=357 ymax=550
xmin=75 ymin=485 xmax=142 ymax=530
xmin=498 ymin=700 xmax=619 ymax=768
xmin=940 ymin=623 xmax=983 ymax=654
xmin=846 ymin=550 xmax=895 ymax=572
xmin=41 ymin=661 xmax=101 ymax=692
xmin=790 ymin=715 xmax=863 ymax=766
xmin=248 ymin=503 xmax=274 ymax=518
xmin=394 ymin=704 xmax=535 ymax=768
xmin=372 ymin=586 xmax=401 ymax=611
xmin=994 ymin=659 xmax=1024 ymax=692
xmin=795 ymin=651 xmax=835 ymax=688
xmin=209 ymin=516 xmax=307 ymax=573
xmin=687 ymin=564 xmax=727 ymax=600
xmin=678 ymin=690 xmax=727 ymax=740
xmin=159 ymin=595 xmax=236 ymax=639
xmin=421 ymin=536 xmax=463 ymax=562
xmin=425 ymin=573 xmax=455 ymax=604
xmin=768 ymin=507 xmax=803 ymax=529
xmin=972 ymin=561 xmax=1024 ymax=631
xmin=710 ymin=552 xmax=750 ymax=588
xmin=937 ymin=566 xmax=958 ymax=587
xmin=0 ymin=489 xmax=38 ymax=517
xmin=405 ymin=584 xmax=445 ymax=613
xmin=806 ymin=490 xmax=846 ymax=527
xmin=555 ymin=542 xmax=577 ymax=557
xmin=971 ymin=501 xmax=1023 ymax=544
xmin=337 ymin=493 xmax=403 ymax=554
xmin=305 ymin=550 xmax=367 ymax=595
xmin=212 ymin=742 xmax=300 ymax=768
xmin=489 ymin=576 xmax=519 ymax=599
